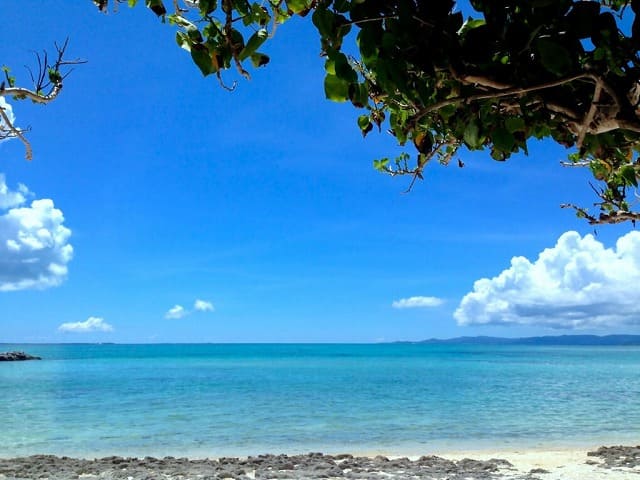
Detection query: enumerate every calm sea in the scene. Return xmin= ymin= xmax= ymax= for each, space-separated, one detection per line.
xmin=0 ymin=343 xmax=638 ymax=458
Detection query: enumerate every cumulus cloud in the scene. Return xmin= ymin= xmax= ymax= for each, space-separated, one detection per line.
xmin=454 ymin=231 xmax=640 ymax=329
xmin=0 ymin=98 xmax=16 ymax=142
xmin=392 ymin=296 xmax=444 ymax=308
xmin=165 ymin=304 xmax=187 ymax=319
xmin=194 ymin=299 xmax=214 ymax=312
xmin=0 ymin=174 xmax=73 ymax=291
xmin=165 ymin=299 xmax=215 ymax=319
xmin=58 ymin=316 xmax=113 ymax=333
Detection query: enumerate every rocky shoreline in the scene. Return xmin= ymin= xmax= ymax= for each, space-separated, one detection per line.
xmin=0 ymin=351 xmax=41 ymax=362
xmin=0 ymin=446 xmax=637 ymax=480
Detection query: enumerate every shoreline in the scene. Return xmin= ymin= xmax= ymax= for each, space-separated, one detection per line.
xmin=0 ymin=445 xmax=638 ymax=480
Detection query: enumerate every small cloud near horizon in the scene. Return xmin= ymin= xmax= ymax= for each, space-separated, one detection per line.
xmin=165 ymin=304 xmax=187 ymax=319
xmin=165 ymin=299 xmax=215 ymax=319
xmin=392 ymin=296 xmax=444 ymax=309
xmin=455 ymin=230 xmax=640 ymax=329
xmin=194 ymin=299 xmax=214 ymax=312
xmin=58 ymin=316 xmax=113 ymax=333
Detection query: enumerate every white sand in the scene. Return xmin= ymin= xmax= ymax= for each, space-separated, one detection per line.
xmin=438 ymin=447 xmax=639 ymax=479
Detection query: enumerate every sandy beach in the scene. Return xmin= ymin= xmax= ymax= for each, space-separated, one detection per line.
xmin=0 ymin=445 xmax=638 ymax=479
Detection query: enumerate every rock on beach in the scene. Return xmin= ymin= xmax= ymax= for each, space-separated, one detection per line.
xmin=0 ymin=351 xmax=41 ymax=361
xmin=0 ymin=452 xmax=515 ymax=480
xmin=1 ymin=447 xmax=639 ymax=480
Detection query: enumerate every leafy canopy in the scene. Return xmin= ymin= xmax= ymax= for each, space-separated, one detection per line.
xmin=14 ymin=0 xmax=640 ymax=224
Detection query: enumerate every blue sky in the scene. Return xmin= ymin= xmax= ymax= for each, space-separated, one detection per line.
xmin=1 ymin=2 xmax=639 ymax=343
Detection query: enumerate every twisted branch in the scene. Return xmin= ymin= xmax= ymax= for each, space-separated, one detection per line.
xmin=0 ymin=105 xmax=32 ymax=160
xmin=561 ymin=203 xmax=640 ymax=225
xmin=0 ymin=39 xmax=83 ymax=160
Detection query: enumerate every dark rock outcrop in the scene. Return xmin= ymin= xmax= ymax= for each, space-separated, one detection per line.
xmin=0 ymin=452 xmax=530 ymax=480
xmin=588 ymin=445 xmax=640 ymax=468
xmin=0 ymin=351 xmax=41 ymax=361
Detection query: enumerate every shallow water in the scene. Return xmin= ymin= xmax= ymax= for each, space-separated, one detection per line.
xmin=1 ymin=343 xmax=639 ymax=457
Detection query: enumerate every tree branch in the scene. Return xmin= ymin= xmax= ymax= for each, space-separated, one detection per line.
xmin=576 ymin=81 xmax=603 ymax=149
xmin=561 ymin=203 xmax=640 ymax=225
xmin=560 ymin=160 xmax=591 ymax=167
xmin=0 ymin=104 xmax=32 ymax=160
xmin=415 ymin=73 xmax=597 ymax=121
xmin=0 ymin=85 xmax=62 ymax=104
xmin=0 ymin=39 xmax=83 ymax=160
xmin=617 ymin=118 xmax=640 ymax=134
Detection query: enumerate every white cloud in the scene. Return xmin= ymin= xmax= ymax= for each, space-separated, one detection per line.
xmin=0 ymin=98 xmax=16 ymax=142
xmin=165 ymin=299 xmax=215 ymax=319
xmin=454 ymin=230 xmax=640 ymax=329
xmin=392 ymin=296 xmax=444 ymax=308
xmin=0 ymin=174 xmax=73 ymax=291
xmin=58 ymin=316 xmax=113 ymax=333
xmin=194 ymin=299 xmax=214 ymax=312
xmin=165 ymin=304 xmax=187 ymax=319
xmin=0 ymin=175 xmax=29 ymax=209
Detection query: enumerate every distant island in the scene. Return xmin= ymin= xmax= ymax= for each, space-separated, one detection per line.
xmin=395 ymin=334 xmax=640 ymax=346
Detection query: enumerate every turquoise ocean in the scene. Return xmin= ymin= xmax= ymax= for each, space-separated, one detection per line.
xmin=1 ymin=343 xmax=639 ymax=458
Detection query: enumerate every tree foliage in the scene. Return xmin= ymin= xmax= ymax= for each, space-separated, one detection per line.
xmin=8 ymin=0 xmax=640 ymax=225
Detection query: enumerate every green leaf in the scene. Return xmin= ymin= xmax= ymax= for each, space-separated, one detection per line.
xmin=357 ymin=26 xmax=379 ymax=62
xmin=47 ymin=68 xmax=62 ymax=84
xmin=334 ymin=0 xmax=350 ymax=13
xmin=536 ymin=38 xmax=572 ymax=76
xmin=348 ymin=83 xmax=368 ymax=108
xmin=324 ymin=58 xmax=336 ymax=75
xmin=312 ymin=8 xmax=335 ymax=37
xmin=458 ymin=17 xmax=485 ymax=34
xmin=621 ymin=165 xmax=638 ymax=186
xmin=176 ymin=32 xmax=191 ymax=51
xmin=186 ymin=26 xmax=203 ymax=43
xmin=286 ymin=0 xmax=310 ymax=14
xmin=590 ymin=161 xmax=609 ymax=180
xmin=464 ymin=121 xmax=480 ymax=148
xmin=373 ymin=158 xmax=390 ymax=171
xmin=330 ymin=51 xmax=357 ymax=83
xmin=505 ymin=117 xmax=526 ymax=133
xmin=168 ymin=14 xmax=196 ymax=29
xmin=198 ymin=0 xmax=216 ymax=14
xmin=232 ymin=0 xmax=250 ymax=16
xmin=249 ymin=52 xmax=270 ymax=67
xmin=145 ymin=0 xmax=166 ymax=16
xmin=358 ymin=114 xmax=373 ymax=137
xmin=438 ymin=104 xmax=457 ymax=121
xmin=324 ymin=74 xmax=349 ymax=102
xmin=247 ymin=3 xmax=270 ymax=26
xmin=239 ymin=29 xmax=268 ymax=60
xmin=191 ymin=44 xmax=214 ymax=76
xmin=492 ymin=127 xmax=515 ymax=152
xmin=358 ymin=114 xmax=370 ymax=130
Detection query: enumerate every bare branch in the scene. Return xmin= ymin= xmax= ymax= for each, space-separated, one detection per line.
xmin=560 ymin=160 xmax=591 ymax=167
xmin=545 ymin=101 xmax=581 ymax=120
xmin=0 ymin=105 xmax=32 ymax=160
xmin=1 ymin=39 xmax=84 ymax=160
xmin=617 ymin=118 xmax=640 ymax=134
xmin=415 ymin=73 xmax=618 ymax=125
xmin=561 ymin=203 xmax=640 ymax=225
xmin=0 ymin=85 xmax=63 ymax=104
xmin=576 ymin=81 xmax=603 ymax=149
xmin=414 ymin=73 xmax=606 ymax=122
